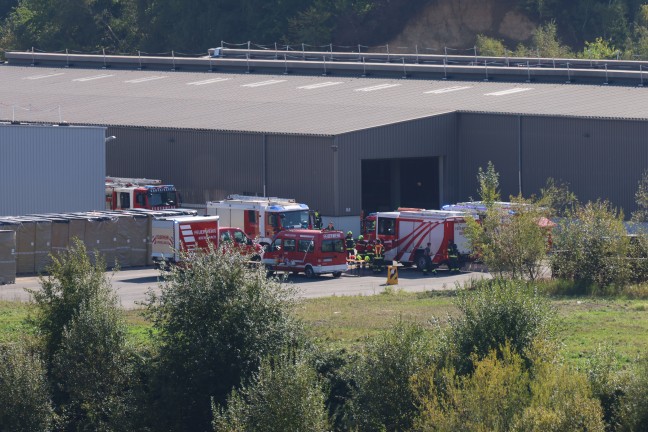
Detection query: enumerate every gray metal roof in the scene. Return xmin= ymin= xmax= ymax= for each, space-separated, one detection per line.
xmin=1 ymin=63 xmax=647 ymax=135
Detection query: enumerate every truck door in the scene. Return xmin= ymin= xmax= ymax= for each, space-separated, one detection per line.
xmin=134 ymin=191 xmax=147 ymax=209
xmin=244 ymin=210 xmax=259 ymax=238
xmin=266 ymin=213 xmax=279 ymax=238
xmin=119 ymin=192 xmax=130 ymax=209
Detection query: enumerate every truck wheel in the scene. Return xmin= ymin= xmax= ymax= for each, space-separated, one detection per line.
xmin=332 ymin=271 xmax=342 ymax=278
xmin=415 ymin=255 xmax=428 ymax=272
xmin=305 ymin=265 xmax=315 ymax=279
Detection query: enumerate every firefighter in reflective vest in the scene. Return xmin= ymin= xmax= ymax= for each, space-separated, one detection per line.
xmin=365 ymin=241 xmax=375 ymax=271
xmin=356 ymin=234 xmax=365 ymax=260
xmin=314 ymin=210 xmax=323 ymax=229
xmin=373 ymin=239 xmax=385 ymax=272
xmin=345 ymin=231 xmax=356 ymax=258
xmin=447 ymin=241 xmax=460 ymax=273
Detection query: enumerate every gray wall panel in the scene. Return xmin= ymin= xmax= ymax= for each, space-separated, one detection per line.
xmin=0 ymin=124 xmax=105 ymax=216
xmin=106 ymin=127 xmax=265 ymax=204
xmin=521 ymin=116 xmax=648 ymax=214
xmin=336 ymin=113 xmax=457 ymax=216
xmin=266 ymin=135 xmax=335 ymax=214
xmin=456 ymin=113 xmax=520 ymax=203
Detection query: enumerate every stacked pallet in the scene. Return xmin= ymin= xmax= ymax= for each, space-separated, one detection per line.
xmin=0 ymin=209 xmax=196 ymax=282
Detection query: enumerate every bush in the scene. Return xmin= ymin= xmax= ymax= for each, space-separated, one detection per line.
xmin=444 ymin=279 xmax=557 ymax=375
xmin=144 ymin=247 xmax=303 ymax=431
xmin=0 ymin=342 xmax=54 ymax=431
xmin=350 ymin=320 xmax=437 ymax=432
xmin=30 ymin=240 xmax=115 ymax=362
xmin=618 ymin=356 xmax=648 ymax=431
xmin=551 ymin=201 xmax=630 ymax=289
xmin=413 ymin=344 xmax=605 ymax=432
xmin=513 ymin=358 xmax=605 ymax=431
xmin=51 ymin=290 xmax=135 ymax=431
xmin=311 ymin=348 xmax=358 ymax=431
xmin=585 ymin=345 xmax=630 ymax=431
xmin=213 ymin=352 xmax=331 ymax=432
xmin=413 ymin=344 xmax=531 ymax=431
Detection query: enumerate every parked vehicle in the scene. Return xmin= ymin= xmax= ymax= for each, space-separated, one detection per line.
xmin=206 ymin=195 xmax=312 ymax=246
xmin=262 ymin=229 xmax=347 ymax=278
xmin=151 ymin=215 xmax=260 ymax=264
xmin=106 ymin=176 xmax=180 ymax=210
xmin=372 ymin=209 xmax=475 ymax=271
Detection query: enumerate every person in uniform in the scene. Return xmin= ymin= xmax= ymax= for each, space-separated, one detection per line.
xmin=345 ymin=231 xmax=356 ymax=258
xmin=373 ymin=239 xmax=384 ymax=272
xmin=447 ymin=241 xmax=460 ymax=273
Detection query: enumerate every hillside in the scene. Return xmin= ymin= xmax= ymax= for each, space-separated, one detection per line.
xmin=1 ymin=0 xmax=647 ymax=59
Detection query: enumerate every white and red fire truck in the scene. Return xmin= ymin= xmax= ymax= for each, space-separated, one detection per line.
xmin=105 ymin=177 xmax=180 ymax=211
xmin=372 ymin=209 xmax=476 ymax=271
xmin=151 ymin=215 xmax=262 ymax=264
xmin=206 ymin=195 xmax=311 ymax=246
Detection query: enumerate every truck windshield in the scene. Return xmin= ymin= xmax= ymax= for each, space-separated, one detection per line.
xmin=279 ymin=210 xmax=310 ymax=229
xmin=148 ymin=190 xmax=178 ymax=207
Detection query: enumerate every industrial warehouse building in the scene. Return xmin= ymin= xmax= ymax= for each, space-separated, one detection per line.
xmin=0 ymin=123 xmax=106 ymax=216
xmin=1 ymin=51 xmax=648 ymax=231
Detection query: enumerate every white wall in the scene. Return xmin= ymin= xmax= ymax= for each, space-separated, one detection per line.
xmin=0 ymin=124 xmax=106 ymax=216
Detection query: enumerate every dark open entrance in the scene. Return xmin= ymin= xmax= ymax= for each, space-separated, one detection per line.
xmin=361 ymin=157 xmax=439 ymax=215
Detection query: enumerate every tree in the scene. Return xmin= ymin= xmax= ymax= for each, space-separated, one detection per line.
xmin=538 ymin=177 xmax=578 ymax=218
xmin=532 ymin=21 xmax=572 ymax=58
xmin=29 ymin=239 xmax=135 ymax=430
xmin=476 ymin=161 xmax=500 ymax=204
xmin=631 ymin=169 xmax=648 ymax=222
xmin=51 ymin=289 xmax=135 ymax=431
xmin=464 ymin=199 xmax=552 ymax=280
xmin=213 ymin=352 xmax=331 ymax=432
xmin=581 ymin=37 xmax=619 ymax=59
xmin=551 ymin=201 xmax=630 ymax=289
xmin=0 ymin=342 xmax=54 ymax=431
xmin=350 ymin=320 xmax=436 ymax=431
xmin=29 ymin=239 xmax=115 ymax=364
xmin=144 ymin=246 xmax=302 ymax=431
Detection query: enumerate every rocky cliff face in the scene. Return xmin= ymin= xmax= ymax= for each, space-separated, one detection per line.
xmin=388 ymin=0 xmax=536 ymax=51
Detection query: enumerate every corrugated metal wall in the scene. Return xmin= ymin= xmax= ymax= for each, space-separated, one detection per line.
xmin=521 ymin=116 xmax=648 ymax=214
xmin=0 ymin=124 xmax=105 ymax=216
xmin=106 ymin=127 xmax=337 ymax=213
xmin=106 ymin=127 xmax=265 ymax=204
xmin=456 ymin=113 xmax=648 ymax=215
xmin=336 ymin=113 xmax=457 ymax=216
xmin=455 ymin=113 xmax=521 ymax=203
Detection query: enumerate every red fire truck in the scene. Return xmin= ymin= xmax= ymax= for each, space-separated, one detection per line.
xmin=105 ymin=177 xmax=180 ymax=211
xmin=206 ymin=195 xmax=312 ymax=246
xmin=262 ymin=229 xmax=348 ymax=278
xmin=371 ymin=209 xmax=476 ymax=271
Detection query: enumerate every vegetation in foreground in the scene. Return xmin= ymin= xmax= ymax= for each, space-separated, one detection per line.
xmin=4 ymin=166 xmax=648 ymax=430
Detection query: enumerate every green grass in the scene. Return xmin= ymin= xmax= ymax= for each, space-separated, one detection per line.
xmin=2 ymin=292 xmax=648 ymax=366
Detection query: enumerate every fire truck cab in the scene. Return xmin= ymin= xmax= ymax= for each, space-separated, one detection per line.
xmin=106 ymin=177 xmax=180 ymax=211
xmin=262 ymin=229 xmax=348 ymax=278
xmin=373 ymin=209 xmax=475 ymax=271
xmin=206 ymin=195 xmax=311 ymax=246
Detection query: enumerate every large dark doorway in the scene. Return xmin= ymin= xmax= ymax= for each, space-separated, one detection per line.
xmin=361 ymin=157 xmax=439 ymax=215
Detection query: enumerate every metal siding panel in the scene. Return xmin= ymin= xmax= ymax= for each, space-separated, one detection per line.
xmin=265 ymin=135 xmax=335 ymax=214
xmin=336 ymin=113 xmax=456 ymax=215
xmin=522 ymin=116 xmax=648 ymax=214
xmin=457 ymin=113 xmax=519 ymax=203
xmin=0 ymin=124 xmax=105 ymax=216
xmin=106 ymin=127 xmax=264 ymax=204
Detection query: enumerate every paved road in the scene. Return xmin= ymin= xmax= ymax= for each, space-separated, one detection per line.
xmin=0 ymin=265 xmax=491 ymax=310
